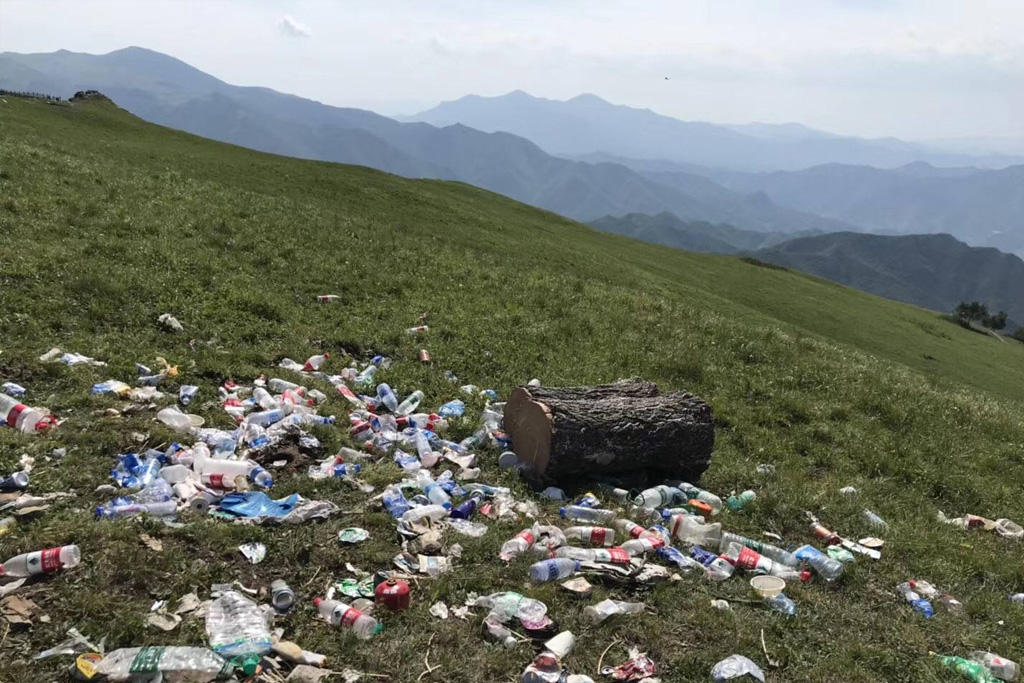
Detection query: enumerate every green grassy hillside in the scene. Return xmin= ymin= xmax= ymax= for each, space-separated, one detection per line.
xmin=1 ymin=97 xmax=1022 ymax=682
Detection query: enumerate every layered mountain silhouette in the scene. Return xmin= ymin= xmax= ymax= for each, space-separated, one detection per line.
xmin=754 ymin=232 xmax=1024 ymax=330
xmin=0 ymin=47 xmax=844 ymax=232
xmin=592 ymin=215 xmax=1023 ymax=330
xmin=406 ymin=91 xmax=1021 ymax=171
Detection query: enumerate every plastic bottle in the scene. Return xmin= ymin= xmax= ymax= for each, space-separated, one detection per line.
xmin=332 ymin=463 xmax=362 ymax=477
xmin=396 ymin=390 xmax=424 ymax=416
xmin=615 ymin=519 xmax=651 ymax=540
xmin=656 ymin=545 xmax=705 ymax=572
xmin=450 ymin=492 xmax=482 ymax=520
xmin=705 ymin=555 xmax=736 ymax=581
xmin=246 ymin=465 xmax=273 ymax=489
xmin=205 ymin=591 xmax=272 ymax=672
xmin=194 ymin=457 xmax=250 ymax=479
xmin=94 ymin=647 xmax=233 ymax=682
xmin=0 ymin=393 xmax=55 ymax=434
xmin=633 ymin=485 xmax=680 ymax=508
xmin=500 ymin=528 xmax=537 ymax=561
xmin=415 ymin=471 xmax=451 ymax=509
xmin=382 ymin=486 xmax=412 ymax=519
xmin=723 ymin=542 xmax=777 ymax=574
xmin=0 ymin=471 xmax=29 ymax=492
xmin=794 ymin=544 xmax=844 ymax=581
xmin=0 ymin=545 xmax=80 ymax=577
xmin=726 ymin=490 xmax=757 ymax=511
xmin=96 ymin=500 xmax=177 ymax=519
xmin=896 ymin=582 xmax=934 ymax=618
xmin=969 ymin=651 xmax=1019 ymax=682
xmin=863 ymin=509 xmax=889 ymax=530
xmin=564 ymin=526 xmax=616 ymax=547
xmin=668 ymin=514 xmax=722 ymax=547
xmin=725 ymin=532 xmax=799 ymax=567
xmin=406 ymin=325 xmax=429 ymax=334
xmin=304 ymin=353 xmax=330 ymax=371
xmin=268 ymin=378 xmax=303 ymax=393
xmin=530 ymin=558 xmax=580 ymax=583
xmin=937 ymin=656 xmax=1001 ymax=683
xmin=559 ymin=506 xmax=616 ymax=524
xmin=764 ymin=593 xmax=797 ymax=616
xmin=314 ymin=598 xmax=381 ymax=639
xmin=621 ymin=537 xmax=665 ymax=556
xmin=376 ymin=383 xmax=399 ymax=413
xmin=676 ymin=482 xmax=724 ymax=514
xmin=247 ymin=408 xmax=285 ymax=427
xmin=400 ymin=504 xmax=449 ymax=524
xmin=584 ymin=599 xmax=646 ymax=623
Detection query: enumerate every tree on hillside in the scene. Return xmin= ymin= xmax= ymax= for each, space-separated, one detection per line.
xmin=1012 ymin=327 xmax=1024 ymax=344
xmin=953 ymin=301 xmax=989 ymax=325
xmin=985 ymin=311 xmax=1007 ymax=331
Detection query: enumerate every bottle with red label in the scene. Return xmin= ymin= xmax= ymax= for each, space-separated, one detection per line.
xmin=0 ymin=544 xmax=81 ymax=577
xmin=303 ymin=353 xmax=330 ymax=372
xmin=500 ymin=528 xmax=536 ymax=561
xmin=1 ymin=393 xmax=57 ymax=434
xmin=313 ymin=598 xmax=381 ymax=639
xmin=564 ymin=526 xmax=616 ymax=547
xmin=621 ymin=537 xmax=666 ymax=556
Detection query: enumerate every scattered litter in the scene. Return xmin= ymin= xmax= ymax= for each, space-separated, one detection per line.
xmin=712 ymin=654 xmax=765 ymax=681
xmin=239 ymin=542 xmax=266 ymax=564
xmin=755 ymin=464 xmax=775 ymax=475
xmin=1 ymin=382 xmax=26 ymax=397
xmin=938 ymin=512 xmax=1023 ymax=541
xmin=839 ymin=486 xmax=857 ymax=495
xmin=339 ymin=527 xmax=371 ymax=544
xmin=33 ymin=628 xmax=102 ymax=660
xmin=1 ymin=594 xmax=39 ymax=626
xmin=40 ymin=348 xmax=106 ymax=366
xmin=858 ymin=537 xmax=885 ymax=549
xmin=174 ymin=592 xmax=203 ymax=615
xmin=147 ymin=610 xmax=182 ymax=631
xmin=711 ymin=599 xmax=732 ymax=611
xmin=601 ymin=647 xmax=657 ymax=681
xmin=158 ymin=313 xmax=184 ymax=332
xmin=139 ymin=533 xmax=163 ymax=552
xmin=430 ymin=601 xmax=450 ymax=620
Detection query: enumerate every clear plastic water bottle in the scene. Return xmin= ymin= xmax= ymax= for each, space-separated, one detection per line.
xmin=0 ymin=545 xmax=81 ymax=577
xmin=247 ymin=408 xmax=285 ymax=427
xmin=303 ymin=353 xmax=330 ymax=371
xmin=863 ymin=509 xmax=889 ymax=530
xmin=529 ymin=558 xmax=580 ymax=582
xmin=500 ymin=528 xmax=537 ymax=561
xmin=764 ymin=593 xmax=797 ymax=616
xmin=676 ymin=482 xmax=723 ymax=514
xmin=559 ymin=506 xmax=616 ymax=524
xmin=382 ymin=486 xmax=412 ymax=518
xmin=249 ymin=465 xmax=274 ymax=488
xmin=376 ymin=383 xmax=399 ymax=413
xmin=564 ymin=526 xmax=616 ymax=547
xmin=633 ymin=485 xmax=680 ymax=508
xmin=794 ymin=544 xmax=844 ymax=581
xmin=206 ymin=590 xmax=273 ymax=669
xmin=621 ymin=537 xmax=665 ymax=556
xmin=668 ymin=514 xmax=722 ymax=546
xmin=0 ymin=393 xmax=56 ymax=434
xmin=96 ymin=500 xmax=177 ymax=519
xmin=416 ymin=471 xmax=451 ymax=509
xmin=968 ymin=651 xmax=1018 ymax=682
xmin=268 ymin=378 xmax=303 ymax=393
xmin=724 ymin=532 xmax=799 ymax=567
xmin=314 ymin=597 xmax=381 ymax=639
xmin=896 ymin=582 xmax=934 ymax=618
xmin=397 ymin=390 xmax=424 ymax=416
xmin=95 ymin=647 xmax=232 ymax=682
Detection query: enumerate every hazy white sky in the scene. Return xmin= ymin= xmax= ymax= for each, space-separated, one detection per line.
xmin=1 ymin=0 xmax=1022 ymax=139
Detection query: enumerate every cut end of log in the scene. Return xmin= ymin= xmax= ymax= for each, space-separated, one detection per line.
xmin=503 ymin=378 xmax=715 ymax=485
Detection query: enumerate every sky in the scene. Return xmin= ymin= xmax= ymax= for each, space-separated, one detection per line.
xmin=1 ymin=0 xmax=1022 ymax=141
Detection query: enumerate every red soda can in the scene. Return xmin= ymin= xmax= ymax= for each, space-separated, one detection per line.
xmin=419 ymin=349 xmax=431 ymax=363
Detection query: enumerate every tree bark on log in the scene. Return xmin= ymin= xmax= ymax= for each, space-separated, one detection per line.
xmin=504 ymin=378 xmax=714 ymax=483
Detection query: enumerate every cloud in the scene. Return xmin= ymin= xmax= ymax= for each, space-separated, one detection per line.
xmin=278 ymin=15 xmax=311 ymax=38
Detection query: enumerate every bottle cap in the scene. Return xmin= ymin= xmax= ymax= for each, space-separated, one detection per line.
xmin=558 ymin=507 xmax=567 ymax=517
xmin=313 ymin=597 xmax=322 ymax=607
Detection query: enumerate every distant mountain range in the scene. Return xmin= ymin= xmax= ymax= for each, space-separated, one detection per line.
xmin=589 ymin=212 xmax=813 ymax=254
xmin=0 ymin=47 xmax=845 ymax=232
xmin=754 ymin=232 xmax=1024 ymax=331
xmin=593 ymin=213 xmax=1023 ymax=330
xmin=406 ymin=91 xmax=1023 ymax=171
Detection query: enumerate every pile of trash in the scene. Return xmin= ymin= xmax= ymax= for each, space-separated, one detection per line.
xmin=3 ymin=318 xmax=1023 ymax=683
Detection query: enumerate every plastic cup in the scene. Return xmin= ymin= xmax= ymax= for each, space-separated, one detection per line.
xmin=750 ymin=575 xmax=786 ymax=598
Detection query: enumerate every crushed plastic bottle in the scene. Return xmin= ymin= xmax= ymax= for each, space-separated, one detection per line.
xmin=205 ymin=590 xmax=272 ymax=672
xmin=521 ymin=651 xmax=563 ymax=683
xmin=564 ymin=526 xmax=616 ymax=547
xmin=726 ymin=490 xmax=757 ymax=511
xmin=95 ymin=647 xmax=233 ymax=682
xmin=794 ymin=544 xmax=844 ymax=581
xmin=633 ymin=484 xmax=680 ymax=508
xmin=764 ymin=593 xmax=797 ymax=616
xmin=863 ymin=509 xmax=889 ymax=530
xmin=667 ymin=514 xmax=722 ymax=547
xmin=397 ymin=390 xmax=425 ymax=416
xmin=583 ymin=599 xmax=646 ymax=623
xmin=968 ymin=651 xmax=1019 ymax=682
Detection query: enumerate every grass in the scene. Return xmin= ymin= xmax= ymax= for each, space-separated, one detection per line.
xmin=0 ymin=96 xmax=1022 ymax=682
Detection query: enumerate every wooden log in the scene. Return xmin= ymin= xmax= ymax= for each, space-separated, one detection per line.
xmin=504 ymin=380 xmax=714 ymax=482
